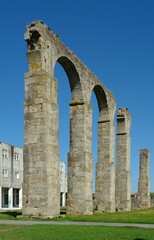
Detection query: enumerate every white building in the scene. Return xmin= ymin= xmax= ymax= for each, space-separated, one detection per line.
xmin=0 ymin=141 xmax=67 ymax=210
xmin=0 ymin=142 xmax=23 ymax=210
xmin=60 ymin=161 xmax=67 ymax=207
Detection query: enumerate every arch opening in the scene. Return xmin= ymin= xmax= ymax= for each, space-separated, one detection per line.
xmin=54 ymin=57 xmax=83 ymax=209
xmin=54 ymin=62 xmax=71 ymax=164
xmin=90 ymin=85 xmax=115 ymax=212
xmin=90 ymin=91 xmax=99 ymax=194
xmin=57 ymin=57 xmax=83 ymax=102
xmin=93 ymin=85 xmax=108 ymax=121
xmin=90 ymin=85 xmax=109 ymax=193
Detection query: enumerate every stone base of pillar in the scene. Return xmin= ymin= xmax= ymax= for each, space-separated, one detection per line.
xmin=67 ymin=151 xmax=93 ymax=215
xmin=139 ymin=198 xmax=151 ymax=209
xmin=95 ymin=200 xmax=115 ymax=212
xmin=17 ymin=214 xmax=60 ymax=219
xmin=115 ymin=202 xmax=131 ymax=211
xmin=22 ymin=181 xmax=60 ymax=217
xmin=115 ymin=171 xmax=131 ymax=211
xmin=22 ymin=204 xmax=60 ymax=218
xmin=95 ymin=162 xmax=115 ymax=212
xmin=131 ymin=195 xmax=151 ymax=210
xmin=67 ymin=202 xmax=93 ymax=215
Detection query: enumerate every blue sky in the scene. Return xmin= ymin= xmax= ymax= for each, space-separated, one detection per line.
xmin=0 ymin=0 xmax=154 ymax=192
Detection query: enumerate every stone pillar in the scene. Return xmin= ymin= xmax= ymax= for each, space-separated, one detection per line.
xmin=95 ymin=118 xmax=115 ymax=212
xmin=138 ymin=149 xmax=150 ymax=209
xmin=115 ymin=108 xmax=131 ymax=211
xmin=22 ymin=73 xmax=60 ymax=217
xmin=67 ymin=102 xmax=93 ymax=215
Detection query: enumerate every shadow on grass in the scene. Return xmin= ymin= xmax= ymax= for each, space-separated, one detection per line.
xmin=134 ymin=238 xmax=146 ymax=240
xmin=0 ymin=211 xmax=22 ymax=218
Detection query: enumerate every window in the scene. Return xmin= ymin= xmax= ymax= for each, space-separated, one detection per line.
xmin=2 ymin=188 xmax=9 ymax=208
xmin=14 ymin=153 xmax=19 ymax=161
xmin=13 ymin=189 xmax=19 ymax=207
xmin=14 ymin=171 xmax=19 ymax=179
xmin=2 ymin=149 xmax=8 ymax=158
xmin=3 ymin=169 xmax=8 ymax=177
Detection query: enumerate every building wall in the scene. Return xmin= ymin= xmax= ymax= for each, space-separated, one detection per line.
xmin=0 ymin=142 xmax=23 ymax=210
xmin=0 ymin=141 xmax=67 ymax=210
xmin=60 ymin=161 xmax=67 ymax=207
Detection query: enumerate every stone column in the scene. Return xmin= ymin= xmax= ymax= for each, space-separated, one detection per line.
xmin=67 ymin=102 xmax=93 ymax=215
xmin=22 ymin=72 xmax=60 ymax=217
xmin=115 ymin=108 xmax=131 ymax=211
xmin=95 ymin=118 xmax=115 ymax=212
xmin=138 ymin=149 xmax=150 ymax=209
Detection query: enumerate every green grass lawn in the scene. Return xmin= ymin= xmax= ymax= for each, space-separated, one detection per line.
xmin=0 ymin=224 xmax=154 ymax=240
xmin=0 ymin=209 xmax=154 ymax=239
xmin=57 ymin=208 xmax=154 ymax=224
xmin=0 ymin=208 xmax=154 ymax=224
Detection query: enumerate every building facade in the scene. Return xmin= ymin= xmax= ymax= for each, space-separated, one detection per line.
xmin=0 ymin=141 xmax=67 ymax=211
xmin=60 ymin=161 xmax=67 ymax=207
xmin=0 ymin=142 xmax=23 ymax=210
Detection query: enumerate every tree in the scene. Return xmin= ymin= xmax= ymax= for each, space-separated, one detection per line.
xmin=150 ymin=192 xmax=154 ymax=199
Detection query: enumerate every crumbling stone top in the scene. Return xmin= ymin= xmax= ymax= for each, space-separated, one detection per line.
xmin=117 ymin=107 xmax=131 ymax=122
xmin=117 ymin=107 xmax=128 ymax=116
xmin=140 ymin=149 xmax=150 ymax=159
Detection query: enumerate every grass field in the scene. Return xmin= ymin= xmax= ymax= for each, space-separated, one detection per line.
xmin=0 ymin=209 xmax=154 ymax=239
xmin=55 ymin=208 xmax=154 ymax=224
xmin=1 ymin=208 xmax=154 ymax=224
xmin=0 ymin=224 xmax=154 ymax=240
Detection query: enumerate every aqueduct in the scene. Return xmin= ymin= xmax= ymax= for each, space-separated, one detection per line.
xmin=22 ymin=20 xmax=116 ymax=217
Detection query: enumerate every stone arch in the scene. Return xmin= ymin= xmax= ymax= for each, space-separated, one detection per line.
xmin=55 ymin=56 xmax=83 ymax=102
xmin=93 ymin=84 xmax=108 ymax=119
xmin=53 ymin=57 xmax=93 ymax=215
xmin=53 ymin=57 xmax=92 ymax=215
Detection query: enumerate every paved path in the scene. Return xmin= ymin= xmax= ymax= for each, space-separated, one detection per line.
xmin=0 ymin=220 xmax=154 ymax=229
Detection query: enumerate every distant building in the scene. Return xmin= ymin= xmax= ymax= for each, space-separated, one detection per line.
xmin=0 ymin=142 xmax=23 ymax=210
xmin=0 ymin=141 xmax=67 ymax=210
xmin=60 ymin=161 xmax=67 ymax=207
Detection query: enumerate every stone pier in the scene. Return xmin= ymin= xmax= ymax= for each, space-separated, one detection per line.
xmin=95 ymin=119 xmax=115 ymax=212
xmin=67 ymin=102 xmax=93 ymax=214
xmin=95 ymin=85 xmax=116 ymax=212
xmin=22 ymin=20 xmax=116 ymax=217
xmin=138 ymin=149 xmax=150 ymax=209
xmin=115 ymin=108 xmax=131 ymax=211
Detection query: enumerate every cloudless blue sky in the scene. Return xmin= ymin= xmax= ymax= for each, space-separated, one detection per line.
xmin=0 ymin=0 xmax=154 ymax=192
